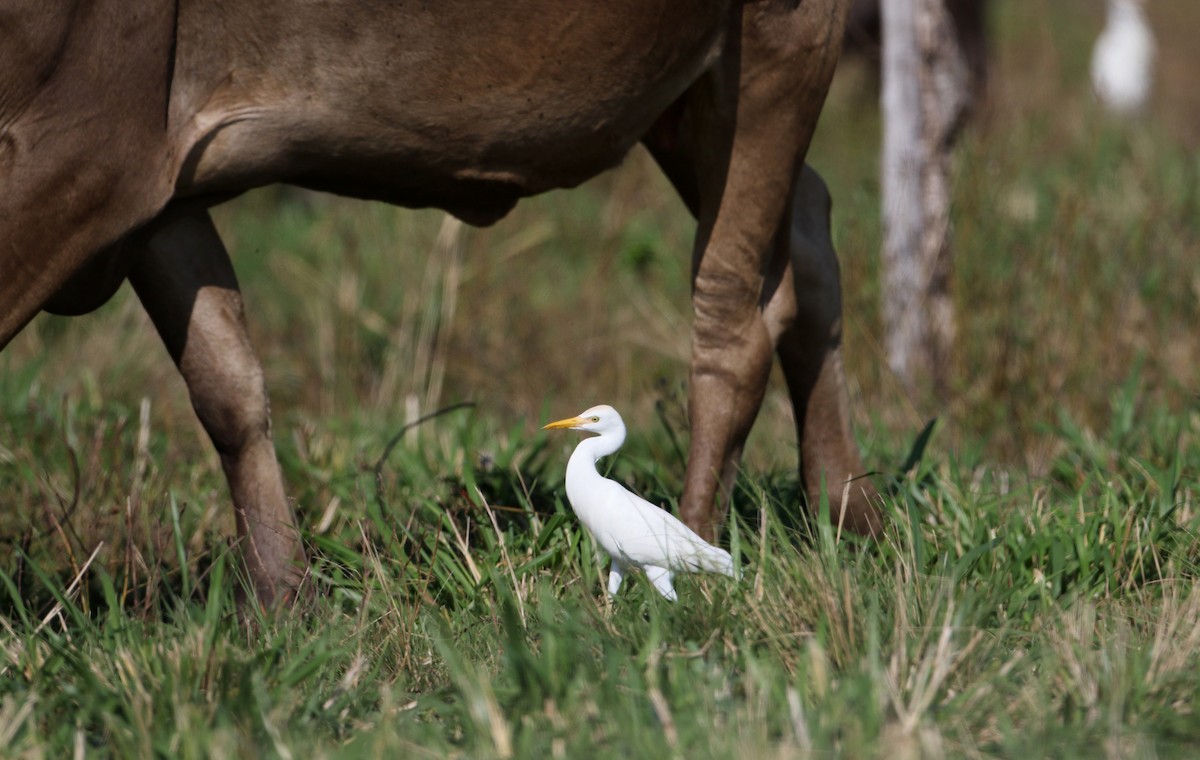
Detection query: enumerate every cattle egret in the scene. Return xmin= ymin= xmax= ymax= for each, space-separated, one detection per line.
xmin=543 ymin=405 xmax=735 ymax=601
xmin=1091 ymin=0 xmax=1155 ymax=116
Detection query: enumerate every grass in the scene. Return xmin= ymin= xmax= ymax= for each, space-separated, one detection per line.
xmin=0 ymin=393 xmax=1197 ymax=757
xmin=2 ymin=0 xmax=1200 ymax=756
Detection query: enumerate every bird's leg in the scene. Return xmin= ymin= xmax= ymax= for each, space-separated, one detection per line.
xmin=761 ymin=167 xmax=884 ymax=536
xmin=643 ymin=0 xmax=848 ymax=539
xmin=644 ymin=567 xmax=678 ymax=602
xmin=607 ymin=562 xmax=625 ymax=597
xmin=127 ymin=203 xmax=307 ymax=609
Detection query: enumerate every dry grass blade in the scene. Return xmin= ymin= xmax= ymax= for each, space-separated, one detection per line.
xmin=477 ymin=487 xmax=525 ymax=626
xmin=36 ymin=542 xmax=104 ymax=635
xmin=0 ymin=696 xmax=37 ymax=748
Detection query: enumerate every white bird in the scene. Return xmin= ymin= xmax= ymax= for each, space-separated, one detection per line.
xmin=1091 ymin=0 xmax=1156 ymax=116
xmin=543 ymin=404 xmax=734 ymax=601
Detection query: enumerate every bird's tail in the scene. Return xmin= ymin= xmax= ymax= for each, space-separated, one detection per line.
xmin=692 ymin=543 xmax=735 ymax=577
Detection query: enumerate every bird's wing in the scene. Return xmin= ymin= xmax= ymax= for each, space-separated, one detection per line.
xmin=600 ymin=485 xmax=733 ymax=575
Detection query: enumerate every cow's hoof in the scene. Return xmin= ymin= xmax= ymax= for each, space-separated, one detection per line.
xmin=813 ymin=478 xmax=885 ymax=538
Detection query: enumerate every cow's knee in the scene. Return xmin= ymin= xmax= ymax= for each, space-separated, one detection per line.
xmin=189 ymin=348 xmax=272 ymax=458
xmin=181 ymin=317 xmax=272 ymax=461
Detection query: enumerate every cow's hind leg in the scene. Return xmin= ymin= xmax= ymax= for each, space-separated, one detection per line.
xmin=128 ymin=205 xmax=306 ymax=608
xmin=762 ymin=167 xmax=883 ymax=536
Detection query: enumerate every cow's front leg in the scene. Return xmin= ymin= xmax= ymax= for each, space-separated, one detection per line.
xmin=763 ymin=167 xmax=884 ymax=535
xmin=649 ymin=1 xmax=849 ymax=539
xmin=128 ymin=204 xmax=306 ymax=608
xmin=683 ymin=243 xmax=775 ymax=539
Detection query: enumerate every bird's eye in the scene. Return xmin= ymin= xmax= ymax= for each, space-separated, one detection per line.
xmin=591 ymin=416 xmax=600 ymax=422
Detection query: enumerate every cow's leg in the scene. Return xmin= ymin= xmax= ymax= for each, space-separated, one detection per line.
xmin=645 ymin=0 xmax=850 ymax=539
xmin=762 ymin=167 xmax=883 ymax=535
xmin=127 ymin=205 xmax=306 ymax=607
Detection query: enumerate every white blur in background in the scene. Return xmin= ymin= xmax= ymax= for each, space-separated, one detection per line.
xmin=1091 ymin=0 xmax=1157 ymax=116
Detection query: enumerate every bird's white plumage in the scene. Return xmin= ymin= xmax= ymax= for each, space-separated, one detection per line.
xmin=1091 ymin=0 xmax=1155 ymax=116
xmin=544 ymin=405 xmax=734 ymax=601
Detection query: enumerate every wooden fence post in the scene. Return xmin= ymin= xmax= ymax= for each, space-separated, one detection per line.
xmin=880 ymin=0 xmax=971 ymax=396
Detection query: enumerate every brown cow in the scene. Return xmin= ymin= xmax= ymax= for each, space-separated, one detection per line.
xmin=0 ymin=0 xmax=882 ymax=607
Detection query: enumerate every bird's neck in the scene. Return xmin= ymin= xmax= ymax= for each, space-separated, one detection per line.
xmin=566 ymin=430 xmax=625 ymax=485
xmin=572 ymin=429 xmax=625 ymax=464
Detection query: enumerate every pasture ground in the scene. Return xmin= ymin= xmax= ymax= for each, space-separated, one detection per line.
xmin=1 ymin=1 xmax=1199 ymax=756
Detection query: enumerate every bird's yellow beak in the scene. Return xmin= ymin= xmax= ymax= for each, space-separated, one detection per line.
xmin=542 ymin=415 xmax=584 ymax=431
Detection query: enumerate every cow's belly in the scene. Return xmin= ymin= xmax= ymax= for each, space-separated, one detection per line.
xmin=170 ymin=0 xmax=730 ymax=223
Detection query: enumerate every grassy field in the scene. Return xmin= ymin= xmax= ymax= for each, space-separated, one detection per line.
xmin=2 ymin=1 xmax=1199 ymax=756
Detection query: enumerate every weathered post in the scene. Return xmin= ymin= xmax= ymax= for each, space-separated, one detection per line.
xmin=880 ymin=0 xmax=972 ymax=395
